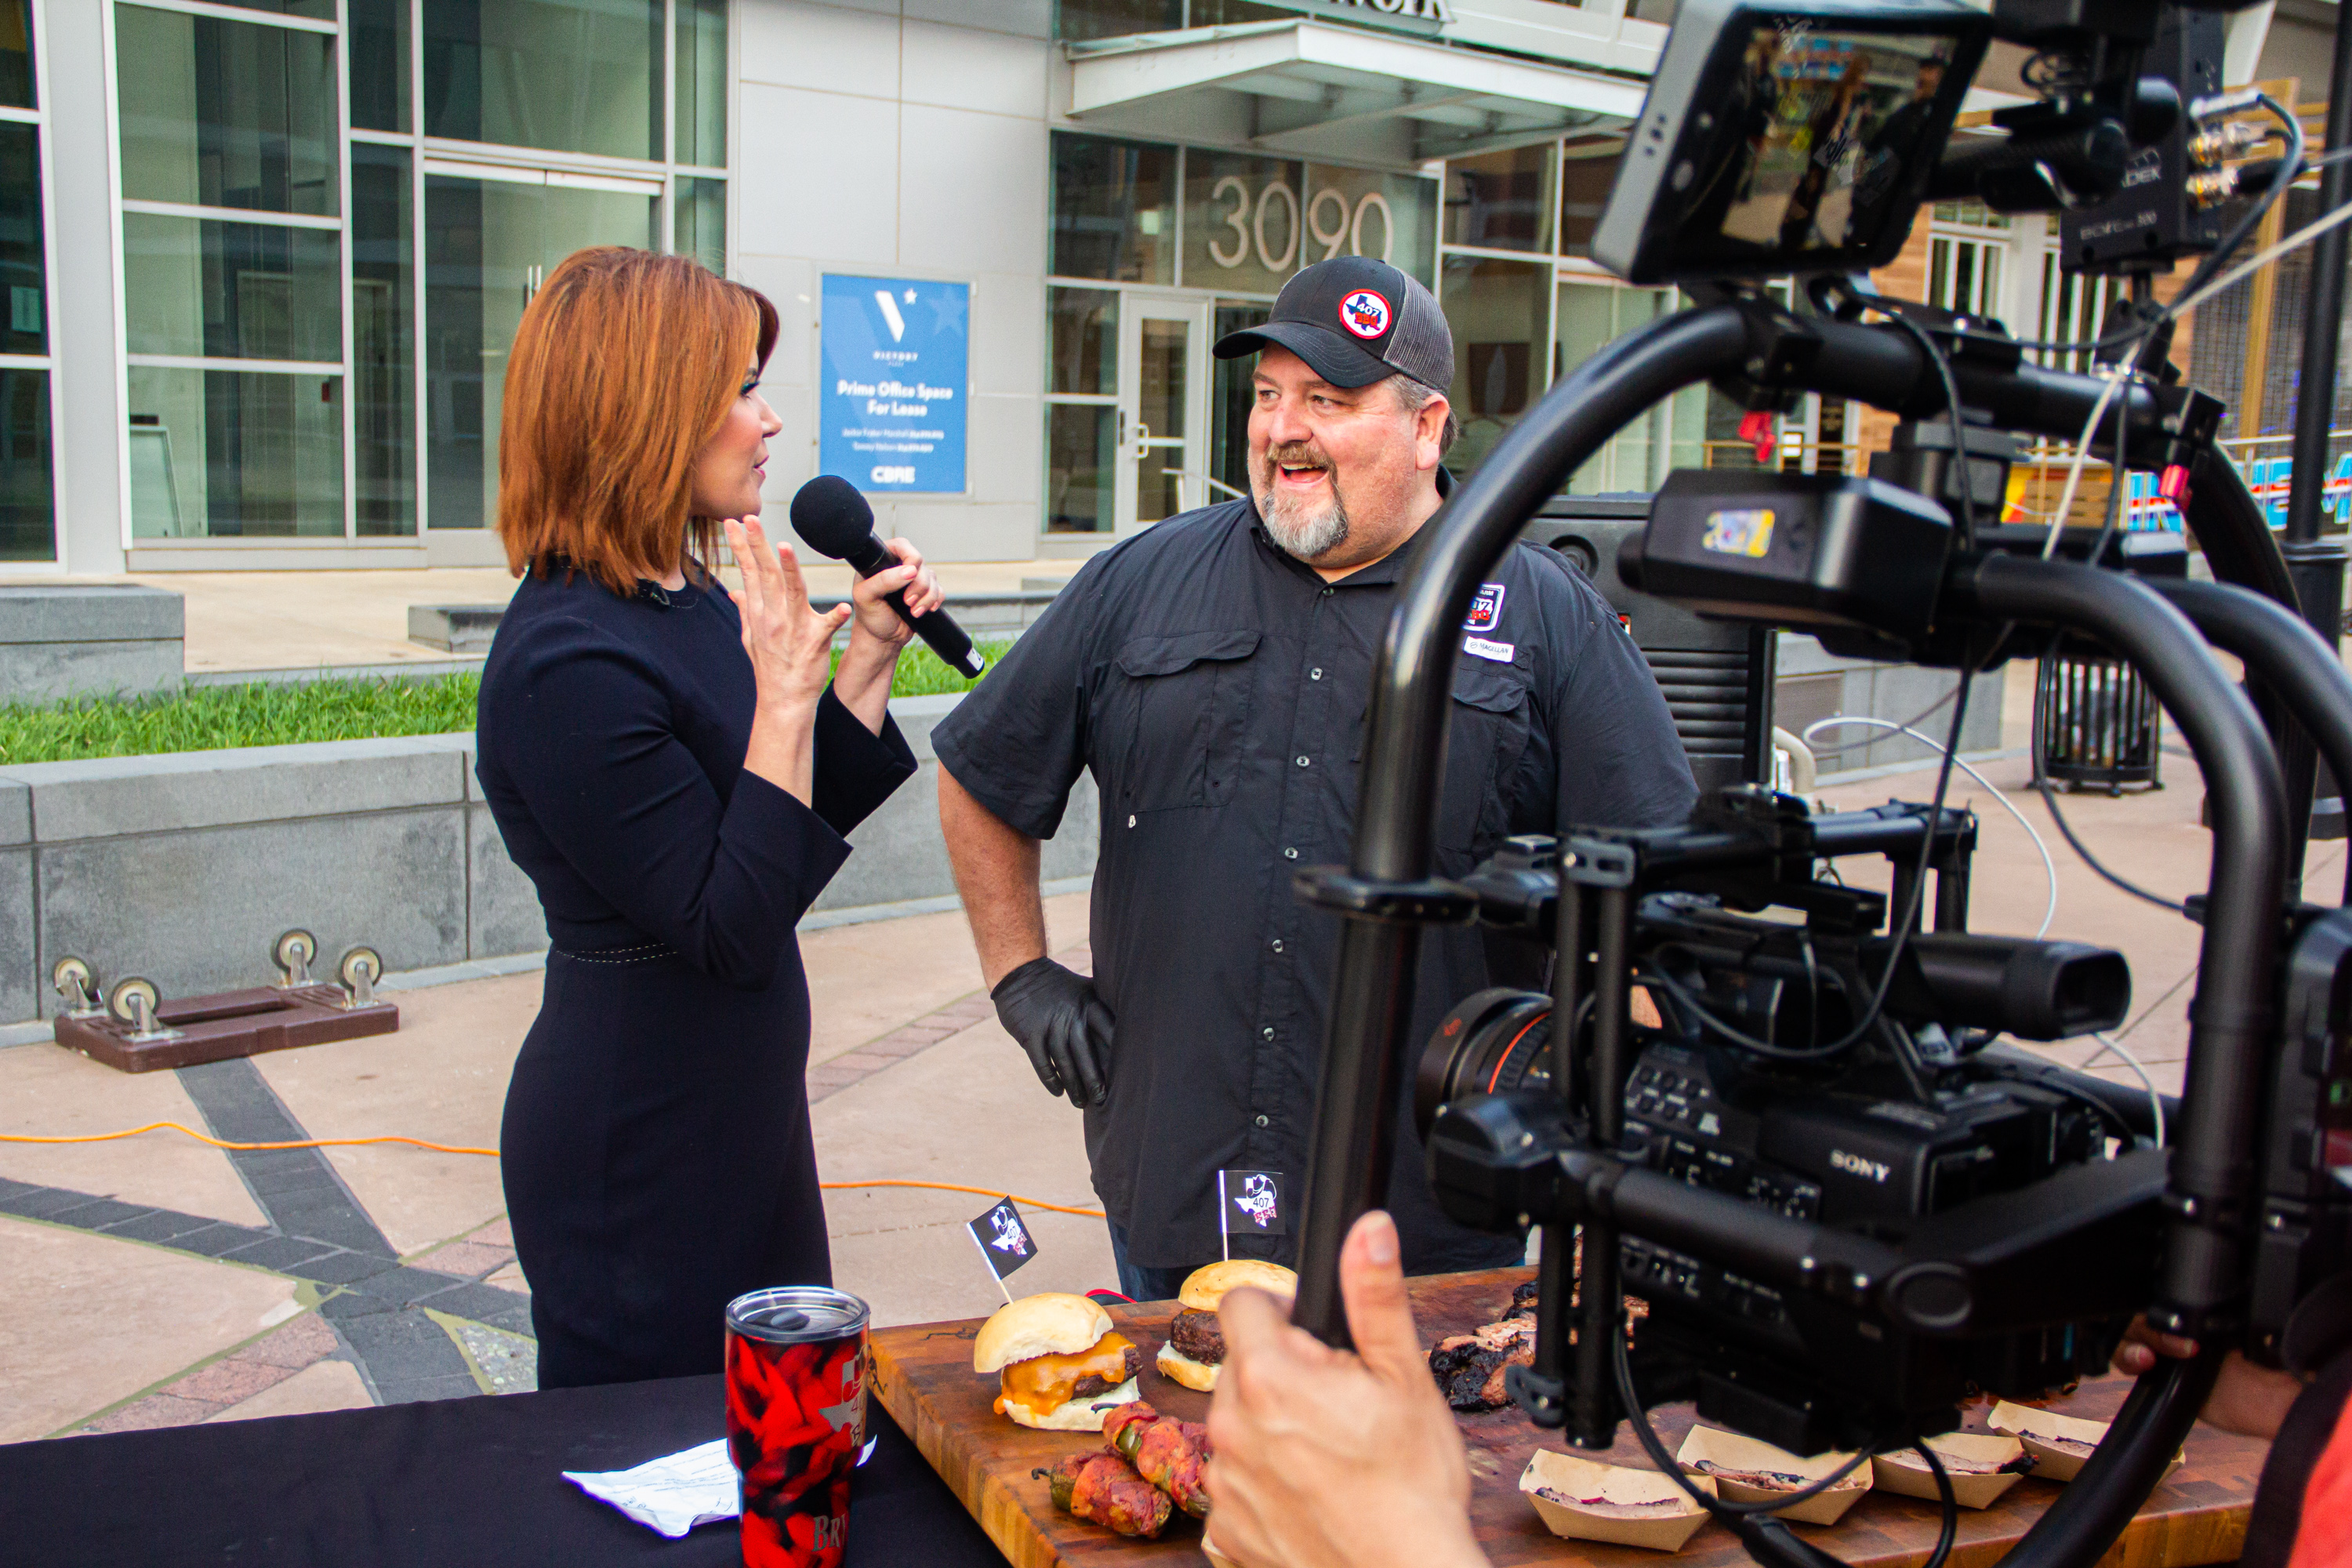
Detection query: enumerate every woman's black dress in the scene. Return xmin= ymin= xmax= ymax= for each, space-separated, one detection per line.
xmin=475 ymin=569 xmax=914 ymax=1389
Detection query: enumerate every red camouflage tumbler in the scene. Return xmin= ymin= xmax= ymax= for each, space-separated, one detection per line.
xmin=725 ymin=1287 xmax=872 ymax=1568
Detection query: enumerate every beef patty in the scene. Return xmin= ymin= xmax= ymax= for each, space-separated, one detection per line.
xmin=1070 ymin=1343 xmax=1145 ymax=1401
xmin=1168 ymin=1307 xmax=1227 ymax=1365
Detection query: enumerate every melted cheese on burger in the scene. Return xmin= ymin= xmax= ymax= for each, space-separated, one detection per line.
xmin=993 ymin=1331 xmax=1135 ymax=1421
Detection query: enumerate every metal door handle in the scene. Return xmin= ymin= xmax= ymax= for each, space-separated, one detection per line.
xmin=1134 ymin=421 xmax=1152 ymax=460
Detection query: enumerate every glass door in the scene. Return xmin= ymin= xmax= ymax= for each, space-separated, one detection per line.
xmin=423 ymin=170 xmax=659 ymax=539
xmin=1115 ymin=296 xmax=1209 ymax=536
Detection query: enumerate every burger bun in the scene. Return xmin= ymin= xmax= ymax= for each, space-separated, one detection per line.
xmin=1003 ymin=1377 xmax=1142 ymax=1431
xmin=973 ymin=1293 xmax=1115 ymax=1374
xmin=1177 ymin=1259 xmax=1298 ymax=1314
xmin=1156 ymin=1341 xmax=1220 ymax=1392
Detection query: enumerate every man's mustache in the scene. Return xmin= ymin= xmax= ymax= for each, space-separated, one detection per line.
xmin=1263 ymin=445 xmax=1331 ymax=471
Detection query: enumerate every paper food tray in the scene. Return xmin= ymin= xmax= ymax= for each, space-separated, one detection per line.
xmin=1676 ymin=1425 xmax=1871 ymax=1526
xmin=1984 ymin=1400 xmax=2185 ymax=1486
xmin=1871 ymin=1432 xmax=2031 ymax=1509
xmin=1520 ymin=1450 xmax=1718 ymax=1552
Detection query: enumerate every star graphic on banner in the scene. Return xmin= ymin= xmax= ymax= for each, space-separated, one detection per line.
xmin=924 ymin=285 xmax=967 ymax=339
xmin=903 ymin=289 xmax=916 ymax=303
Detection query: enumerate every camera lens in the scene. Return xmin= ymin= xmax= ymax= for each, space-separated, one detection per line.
xmin=1414 ymin=987 xmax=1554 ymax=1138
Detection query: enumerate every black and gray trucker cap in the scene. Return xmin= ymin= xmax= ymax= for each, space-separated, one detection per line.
xmin=1213 ymin=256 xmax=1453 ymax=393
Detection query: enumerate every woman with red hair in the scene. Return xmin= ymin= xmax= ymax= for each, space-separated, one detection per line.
xmin=475 ymin=247 xmax=942 ymax=1388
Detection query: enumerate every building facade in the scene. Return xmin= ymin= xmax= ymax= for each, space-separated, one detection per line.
xmin=2 ymin=0 xmax=2321 ymax=577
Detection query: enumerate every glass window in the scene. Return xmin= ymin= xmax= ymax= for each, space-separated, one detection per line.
xmin=123 ymin=214 xmax=342 ymax=361
xmin=116 ymin=6 xmax=339 ymax=218
xmin=1183 ymin=151 xmax=1303 ymax=296
xmin=1051 ymin=132 xmax=1174 ymax=285
xmin=426 ymin=174 xmax=659 ymax=530
xmin=350 ymin=0 xmax=411 ymax=134
xmin=1558 ymin=151 xmax=1617 ymax=258
xmin=424 ymin=0 xmax=662 ymax=163
xmin=675 ymin=0 xmax=726 ymax=168
xmin=0 ymin=368 xmax=50 ymax=561
xmin=1046 ymin=402 xmax=1115 ymax=532
xmin=354 ymin=144 xmax=413 ymax=536
xmin=1443 ymin=143 xmax=1555 ymax=253
xmin=127 ymin=368 xmax=345 ymax=538
xmin=0 ymin=0 xmax=34 ymax=111
xmin=1555 ymin=281 xmax=1672 ymax=492
xmin=675 ymin=176 xmax=725 ymax=275
xmin=1055 ymin=0 xmax=1181 ymax=42
xmin=1440 ymin=254 xmax=1548 ymax=478
xmin=201 ymin=0 xmax=336 ymax=16
xmin=1210 ymin=299 xmax=1269 ymax=497
xmin=1049 ymin=286 xmax=1117 ymax=397
xmin=1302 ymin=164 xmax=1439 ymax=285
xmin=0 ymin=122 xmax=42 ymax=357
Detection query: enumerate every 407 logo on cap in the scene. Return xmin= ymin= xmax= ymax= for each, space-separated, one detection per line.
xmin=1338 ymin=289 xmax=1392 ymax=339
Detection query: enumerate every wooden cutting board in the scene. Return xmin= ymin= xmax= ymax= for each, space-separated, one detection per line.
xmin=866 ymin=1268 xmax=2267 ymax=1568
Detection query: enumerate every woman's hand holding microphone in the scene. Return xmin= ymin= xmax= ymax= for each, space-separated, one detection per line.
xmin=834 ymin=535 xmax=942 ymax=733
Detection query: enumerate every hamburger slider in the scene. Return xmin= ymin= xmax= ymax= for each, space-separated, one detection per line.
xmin=975 ymin=1293 xmax=1144 ymax=1431
xmin=1156 ymin=1260 xmax=1297 ymax=1392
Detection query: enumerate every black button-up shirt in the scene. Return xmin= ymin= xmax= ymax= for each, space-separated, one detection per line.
xmin=933 ymin=496 xmax=1697 ymax=1272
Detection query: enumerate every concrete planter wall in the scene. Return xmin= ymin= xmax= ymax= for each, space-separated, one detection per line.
xmin=0 ymin=585 xmax=183 ymax=704
xmin=0 ymin=695 xmax=1097 ymax=1026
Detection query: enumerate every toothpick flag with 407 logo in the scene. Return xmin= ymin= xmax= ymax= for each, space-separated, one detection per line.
xmin=967 ymin=1196 xmax=1036 ymax=1282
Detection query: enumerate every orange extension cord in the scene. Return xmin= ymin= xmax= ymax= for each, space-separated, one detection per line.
xmin=0 ymin=1122 xmax=1108 ymax=1218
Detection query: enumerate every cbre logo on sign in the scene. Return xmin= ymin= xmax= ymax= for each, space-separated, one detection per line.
xmin=871 ymin=466 xmax=915 ymax=485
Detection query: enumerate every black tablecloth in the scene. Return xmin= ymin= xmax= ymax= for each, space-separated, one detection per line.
xmin=0 ymin=1374 xmax=1004 ymax=1566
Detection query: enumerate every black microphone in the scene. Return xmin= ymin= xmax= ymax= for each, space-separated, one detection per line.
xmin=786 ymin=475 xmax=986 ymax=679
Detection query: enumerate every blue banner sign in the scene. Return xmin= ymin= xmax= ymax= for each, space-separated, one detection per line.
xmin=819 ymin=274 xmax=968 ymax=494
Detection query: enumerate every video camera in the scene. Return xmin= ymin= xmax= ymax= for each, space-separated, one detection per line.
xmin=1286 ymin=2 xmax=2352 ymax=1565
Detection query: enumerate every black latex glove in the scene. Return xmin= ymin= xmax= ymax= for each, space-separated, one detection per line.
xmin=991 ymin=956 xmax=1114 ymax=1105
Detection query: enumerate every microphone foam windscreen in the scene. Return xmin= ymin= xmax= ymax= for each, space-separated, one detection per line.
xmin=787 ymin=474 xmax=874 ymax=561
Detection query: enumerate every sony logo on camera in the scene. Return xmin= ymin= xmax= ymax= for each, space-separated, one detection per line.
xmin=1828 ymin=1148 xmax=1893 ymax=1184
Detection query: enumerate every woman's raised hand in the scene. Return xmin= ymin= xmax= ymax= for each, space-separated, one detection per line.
xmin=724 ymin=515 xmax=849 ymax=719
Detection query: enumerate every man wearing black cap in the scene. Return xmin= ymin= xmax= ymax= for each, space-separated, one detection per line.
xmin=933 ymin=256 xmax=1695 ymax=1298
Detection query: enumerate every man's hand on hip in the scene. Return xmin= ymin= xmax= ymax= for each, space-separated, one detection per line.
xmin=991 ymin=956 xmax=1114 ymax=1105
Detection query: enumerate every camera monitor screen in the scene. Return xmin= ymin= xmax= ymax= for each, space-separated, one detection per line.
xmin=1594 ymin=2 xmax=1989 ymax=285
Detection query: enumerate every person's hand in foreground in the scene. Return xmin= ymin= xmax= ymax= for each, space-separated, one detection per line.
xmin=1206 ymin=1210 xmax=1490 ymax=1568
xmin=2114 ymin=1316 xmax=2306 ymax=1440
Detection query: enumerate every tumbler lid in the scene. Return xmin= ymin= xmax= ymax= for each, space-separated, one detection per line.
xmin=728 ymin=1286 xmax=871 ymax=1344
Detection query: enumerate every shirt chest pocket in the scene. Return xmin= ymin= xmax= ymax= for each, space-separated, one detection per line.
xmin=1103 ymin=630 xmax=1261 ymax=814
xmin=1438 ymin=659 xmax=1534 ymax=853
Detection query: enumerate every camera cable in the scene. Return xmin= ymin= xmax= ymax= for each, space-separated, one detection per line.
xmin=1798 ymin=716 xmax=2059 ymax=939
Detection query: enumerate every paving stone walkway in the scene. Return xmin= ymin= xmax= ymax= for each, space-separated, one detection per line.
xmin=1 ymin=931 xmax=1096 ymax=1440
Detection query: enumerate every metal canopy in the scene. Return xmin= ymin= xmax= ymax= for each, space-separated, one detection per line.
xmin=1065 ymin=20 xmax=1648 ymax=164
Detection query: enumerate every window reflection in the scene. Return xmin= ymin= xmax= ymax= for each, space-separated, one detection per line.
xmin=0 ymin=368 xmax=49 ymax=561
xmin=128 ymin=368 xmax=345 ymax=539
xmin=0 ymin=122 xmax=42 ymax=358
xmin=1051 ymin=132 xmax=1174 ymax=285
xmin=1047 ymin=404 xmax=1116 ymax=533
xmin=1439 ymin=254 xmax=1548 ymax=478
xmin=118 ymin=7 xmax=340 ymax=218
xmin=0 ymin=0 xmax=32 ymax=111
xmin=1442 ymin=144 xmax=1555 ymax=253
xmin=1049 ymin=288 xmax=1118 ymax=397
xmin=423 ymin=0 xmax=661 ymax=163
xmin=354 ymin=145 xmax=414 ymax=536
xmin=123 ymin=215 xmax=343 ymax=362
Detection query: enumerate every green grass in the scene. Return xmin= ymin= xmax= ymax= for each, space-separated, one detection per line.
xmin=0 ymin=640 xmax=1009 ymax=766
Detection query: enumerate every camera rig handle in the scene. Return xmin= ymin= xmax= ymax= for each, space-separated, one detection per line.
xmin=1293 ymin=292 xmax=2298 ymax=1568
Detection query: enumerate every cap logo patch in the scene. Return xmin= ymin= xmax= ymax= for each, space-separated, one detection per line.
xmin=1338 ymin=289 xmax=1392 ymax=340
